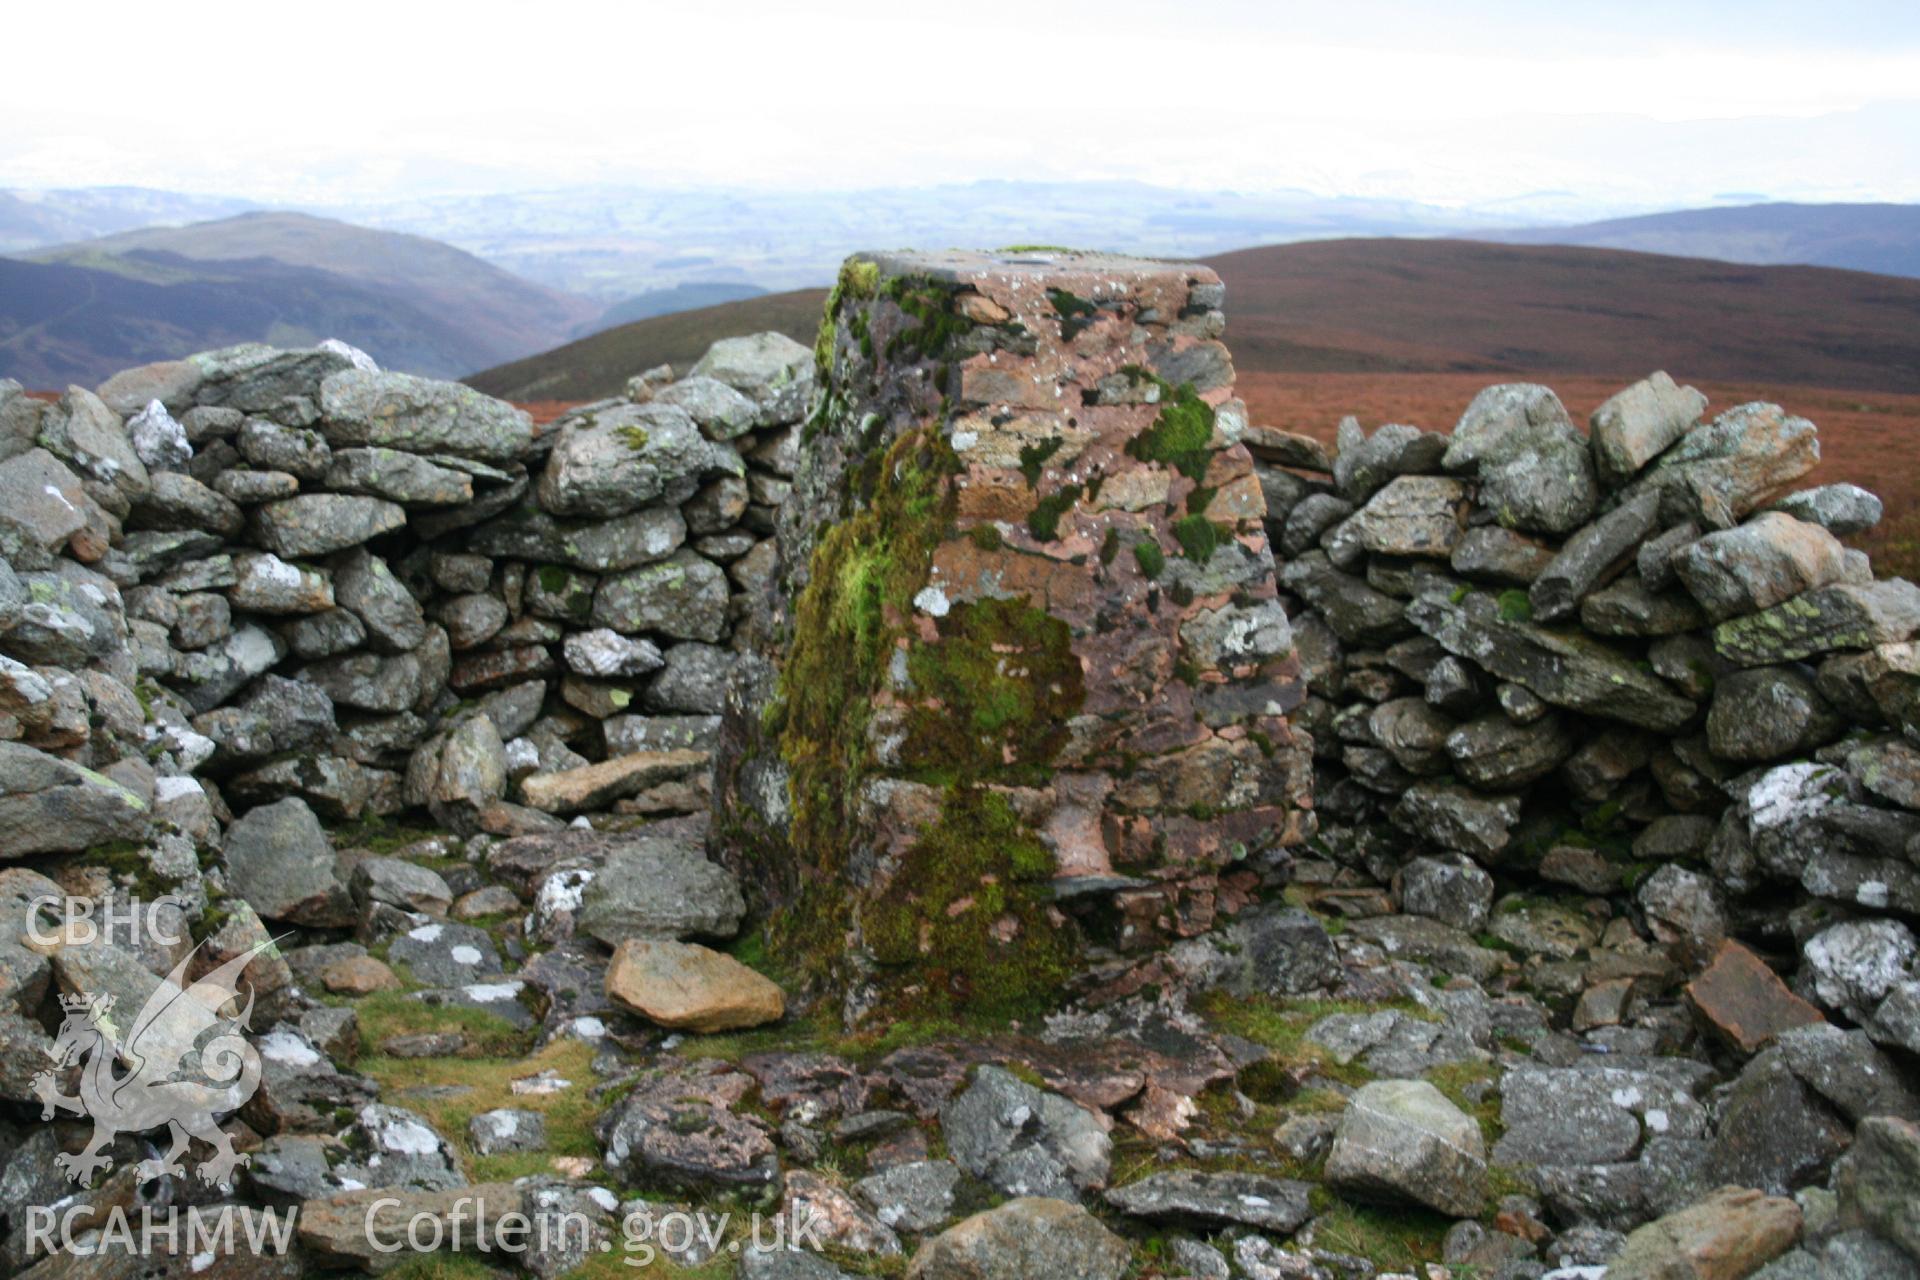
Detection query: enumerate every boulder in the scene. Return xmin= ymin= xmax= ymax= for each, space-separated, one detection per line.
xmin=37 ymin=385 xmax=149 ymax=512
xmin=194 ymin=674 xmax=337 ymax=765
xmin=1103 ymin=1170 xmax=1311 ymax=1234
xmin=467 ymin=503 xmax=688 ymax=573
xmin=132 ymin=470 xmax=244 ymax=537
xmin=1770 ymin=483 xmax=1883 ymax=536
xmin=1398 ymin=855 xmax=1495 ymax=933
xmin=1835 ymin=1115 xmax=1920 ymax=1259
xmin=175 ymin=622 xmax=286 ymax=712
xmin=1451 ymin=525 xmax=1556 ymax=584
xmin=351 ymin=857 xmax=454 ymax=917
xmin=1676 ymin=512 xmax=1853 ymax=622
xmin=604 ymin=939 xmax=784 ymax=1032
xmin=223 ymin=797 xmax=352 ymax=925
xmin=941 ymin=1066 xmax=1111 ymax=1202
xmin=1343 ymin=475 xmax=1469 ymax=557
xmin=856 ymin=1160 xmax=962 ymax=1233
xmin=1628 ymin=401 xmax=1821 ymax=528
xmin=297 ymin=626 xmax=447 ymax=714
xmin=689 ymin=332 xmax=816 ymax=427
xmin=1331 ymin=419 xmax=1447 ymax=503
xmin=1368 ymin=696 xmax=1454 ymax=774
xmin=563 ymin=628 xmax=664 ymax=679
xmin=1685 ymin=940 xmax=1824 ymax=1056
xmin=1392 ymin=781 xmax=1521 ymax=861
xmin=298 ymin=1184 xmax=524 ymax=1268
xmin=98 ymin=360 xmax=204 ymax=415
xmin=578 ymin=835 xmax=745 ymax=944
xmin=1495 ymin=1063 xmax=1708 ymax=1169
xmin=538 ymin=402 xmax=740 ymax=518
xmin=124 ymin=399 xmax=192 ymax=472
xmin=318 ymin=369 xmax=534 ymax=462
xmin=1279 ymin=552 xmax=1409 ymax=646
xmin=1706 ymin=666 xmax=1843 ymax=762
xmin=0 ymin=449 xmax=91 ymax=567
xmin=596 ymin=1061 xmax=777 ymax=1187
xmin=1443 ymin=382 xmax=1597 ymax=535
xmin=906 ymin=1198 xmax=1129 ymax=1280
xmin=1774 ymin=1023 xmax=1920 ymax=1124
xmin=1802 ymin=920 xmax=1916 ymax=1022
xmin=228 ymin=552 xmax=335 ymax=614
xmin=1714 ymin=579 xmax=1920 ymax=666
xmin=592 ymin=550 xmax=730 ymax=642
xmin=1604 ymin=1185 xmax=1801 ymax=1280
xmin=1581 ymin=574 xmax=1708 ymax=636
xmin=1589 ymin=371 xmax=1707 ymax=487
xmin=651 ymin=374 xmax=760 ymax=441
xmin=469 ymin=1108 xmax=546 ymax=1155
xmin=520 ymin=749 xmax=708 ymax=814
xmin=1640 ymin=864 xmax=1729 ymax=964
xmin=0 ymin=741 xmax=149 ymax=856
xmin=1324 ymin=1079 xmax=1487 ymax=1217
xmin=1281 ymin=492 xmax=1354 ymax=556
xmin=237 ymin=418 xmax=332 ymax=478
xmin=387 ymin=920 xmax=502 ymax=986
xmin=332 ymin=548 xmax=428 ymax=654
xmin=1409 ymin=592 xmax=1696 ymax=731
xmin=324 ymin=447 xmax=473 ymax=506
xmin=1445 ymin=712 xmax=1574 ymax=789
xmin=1529 ymin=490 xmax=1664 ymax=622
xmin=251 ymin=494 xmax=407 ymax=558
xmin=1707 ymin=1050 xmax=1853 ymax=1194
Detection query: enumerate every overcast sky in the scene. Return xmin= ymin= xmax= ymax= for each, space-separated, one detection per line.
xmin=6 ymin=0 xmax=1920 ymax=208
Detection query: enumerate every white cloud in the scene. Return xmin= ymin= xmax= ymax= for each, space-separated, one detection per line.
xmin=4 ymin=0 xmax=1919 ymax=203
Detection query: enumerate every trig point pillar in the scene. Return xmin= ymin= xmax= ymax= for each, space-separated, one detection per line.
xmin=713 ymin=249 xmax=1312 ymax=1021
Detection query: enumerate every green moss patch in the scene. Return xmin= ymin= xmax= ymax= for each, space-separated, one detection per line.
xmin=1026 ymin=484 xmax=1083 ymax=541
xmin=884 ymin=276 xmax=974 ymax=362
xmin=859 ymin=788 xmax=1075 ymax=1016
xmin=901 ymin=596 xmax=1084 ymax=780
xmin=1046 ymin=287 xmax=1099 ymax=340
xmin=1125 ymin=375 xmax=1216 ymax=482
xmin=1172 ymin=514 xmax=1230 ymax=561
xmin=1133 ymin=539 xmax=1166 ymax=579
xmin=1018 ymin=436 xmax=1064 ymax=487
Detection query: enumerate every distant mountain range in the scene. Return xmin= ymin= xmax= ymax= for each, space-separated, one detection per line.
xmin=469 ymin=238 xmax=1920 ymax=402
xmin=572 ymin=283 xmax=769 ymax=339
xmin=1480 ymin=202 xmax=1920 ymax=279
xmin=0 ymin=186 xmax=257 ymax=254
xmin=328 ymin=180 xmax=1510 ymax=301
xmin=4 ymin=212 xmax=596 ymax=384
xmin=7 ymin=190 xmax=1920 ymax=394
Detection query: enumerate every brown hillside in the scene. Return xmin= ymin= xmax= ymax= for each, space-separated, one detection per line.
xmin=1208 ymin=238 xmax=1920 ymax=392
xmin=468 ymin=238 xmax=1920 ymax=403
xmin=466 ymin=289 xmax=828 ymax=402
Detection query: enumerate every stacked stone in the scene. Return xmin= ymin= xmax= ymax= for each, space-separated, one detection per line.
xmin=1255 ymin=374 xmax=1920 ymax=1055
xmin=0 ymin=331 xmax=808 ymax=875
xmin=712 ymin=249 xmax=1313 ymax=1020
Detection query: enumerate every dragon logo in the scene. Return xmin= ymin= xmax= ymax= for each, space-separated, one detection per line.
xmin=29 ymin=941 xmax=276 ymax=1189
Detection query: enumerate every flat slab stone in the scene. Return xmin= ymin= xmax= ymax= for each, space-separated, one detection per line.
xmin=1103 ymin=1170 xmax=1312 ymax=1234
xmin=605 ymin=939 xmax=784 ymax=1032
xmin=1686 ymin=939 xmax=1826 ymax=1055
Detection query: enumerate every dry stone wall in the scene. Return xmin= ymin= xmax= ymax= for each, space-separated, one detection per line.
xmin=1254 ymin=374 xmax=1920 ymax=1055
xmin=0 ymin=332 xmax=812 ymax=877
